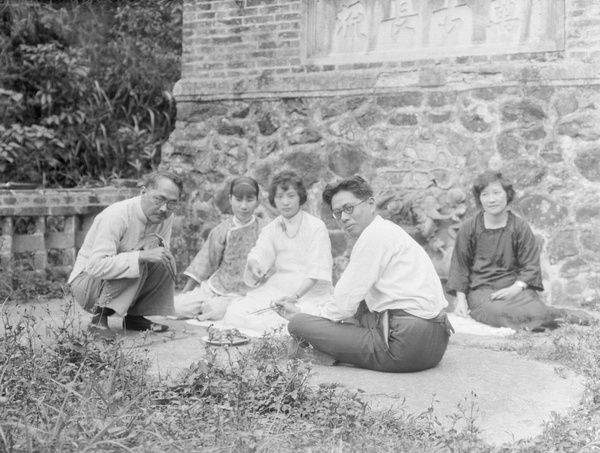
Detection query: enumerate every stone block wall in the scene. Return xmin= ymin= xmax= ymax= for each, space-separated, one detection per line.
xmin=0 ymin=188 xmax=137 ymax=289
xmin=165 ymin=0 xmax=600 ymax=310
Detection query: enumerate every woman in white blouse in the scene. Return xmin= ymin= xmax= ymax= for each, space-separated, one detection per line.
xmin=221 ymin=170 xmax=334 ymax=335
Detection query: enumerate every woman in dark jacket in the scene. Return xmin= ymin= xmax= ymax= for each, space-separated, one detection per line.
xmin=447 ymin=171 xmax=593 ymax=330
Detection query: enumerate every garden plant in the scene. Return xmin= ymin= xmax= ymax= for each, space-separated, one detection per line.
xmin=0 ymin=0 xmax=181 ymax=188
xmin=2 ymin=2 xmax=600 ymax=452
xmin=1 ymin=287 xmax=600 ymax=452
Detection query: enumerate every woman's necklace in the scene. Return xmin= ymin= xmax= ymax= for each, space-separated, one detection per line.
xmin=281 ymin=211 xmax=303 ymax=239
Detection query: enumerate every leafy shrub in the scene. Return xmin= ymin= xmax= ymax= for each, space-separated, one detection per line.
xmin=5 ymin=296 xmax=600 ymax=452
xmin=0 ymin=300 xmax=151 ymax=452
xmin=0 ymin=299 xmax=488 ymax=452
xmin=0 ymin=1 xmax=181 ymax=187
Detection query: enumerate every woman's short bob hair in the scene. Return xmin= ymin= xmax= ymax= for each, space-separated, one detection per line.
xmin=268 ymin=170 xmax=307 ymax=208
xmin=322 ymin=176 xmax=373 ymax=209
xmin=472 ymin=170 xmax=515 ymax=209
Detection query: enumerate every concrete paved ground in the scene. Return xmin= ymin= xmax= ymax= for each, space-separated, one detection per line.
xmin=1 ymin=298 xmax=585 ymax=447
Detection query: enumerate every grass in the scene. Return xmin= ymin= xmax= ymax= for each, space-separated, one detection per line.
xmin=1 ymin=292 xmax=600 ymax=452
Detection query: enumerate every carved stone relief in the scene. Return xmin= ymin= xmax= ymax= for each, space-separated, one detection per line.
xmin=305 ymin=0 xmax=565 ymax=63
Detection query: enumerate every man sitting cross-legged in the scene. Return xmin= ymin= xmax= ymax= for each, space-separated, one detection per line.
xmin=68 ymin=170 xmax=182 ymax=339
xmin=273 ymin=176 xmax=453 ymax=372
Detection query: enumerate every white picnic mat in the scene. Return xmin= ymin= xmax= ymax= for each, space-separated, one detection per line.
xmin=447 ymin=313 xmax=515 ymax=337
xmin=185 ymin=313 xmax=515 ymax=338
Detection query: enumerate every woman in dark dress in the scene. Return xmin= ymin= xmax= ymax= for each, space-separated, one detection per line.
xmin=447 ymin=171 xmax=593 ymax=330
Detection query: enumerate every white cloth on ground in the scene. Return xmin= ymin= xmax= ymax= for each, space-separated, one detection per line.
xmin=446 ymin=313 xmax=515 ymax=336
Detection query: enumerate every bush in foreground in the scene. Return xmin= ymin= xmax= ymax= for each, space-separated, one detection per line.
xmin=1 ymin=296 xmax=600 ymax=452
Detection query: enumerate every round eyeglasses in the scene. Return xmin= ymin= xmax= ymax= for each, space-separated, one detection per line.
xmin=331 ymin=198 xmax=368 ymax=220
xmin=151 ymin=195 xmax=179 ymax=210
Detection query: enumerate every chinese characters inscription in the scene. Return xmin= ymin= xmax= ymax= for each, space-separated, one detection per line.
xmin=306 ymin=0 xmax=564 ymax=62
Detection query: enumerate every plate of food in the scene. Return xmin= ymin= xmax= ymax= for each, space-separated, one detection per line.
xmin=202 ymin=328 xmax=250 ymax=346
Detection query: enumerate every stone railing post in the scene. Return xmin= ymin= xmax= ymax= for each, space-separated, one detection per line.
xmin=0 ymin=217 xmax=13 ymax=290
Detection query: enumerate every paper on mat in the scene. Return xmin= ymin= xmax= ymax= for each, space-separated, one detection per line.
xmin=447 ymin=313 xmax=515 ymax=337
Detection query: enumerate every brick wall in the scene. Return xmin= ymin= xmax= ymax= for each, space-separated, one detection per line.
xmin=182 ymin=0 xmax=301 ymax=81
xmin=176 ymin=0 xmax=600 ymax=100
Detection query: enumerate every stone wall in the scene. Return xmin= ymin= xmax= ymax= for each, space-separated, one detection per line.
xmin=165 ymin=0 xmax=600 ymax=309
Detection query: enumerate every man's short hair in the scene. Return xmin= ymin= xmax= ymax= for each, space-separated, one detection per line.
xmin=144 ymin=170 xmax=183 ymax=195
xmin=268 ymin=170 xmax=308 ymax=208
xmin=472 ymin=170 xmax=515 ymax=209
xmin=322 ymin=176 xmax=374 ymax=209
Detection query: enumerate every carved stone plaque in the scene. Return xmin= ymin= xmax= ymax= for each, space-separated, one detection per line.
xmin=304 ymin=0 xmax=565 ymax=63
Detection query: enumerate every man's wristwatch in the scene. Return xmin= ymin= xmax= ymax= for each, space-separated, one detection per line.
xmin=515 ymin=281 xmax=527 ymax=290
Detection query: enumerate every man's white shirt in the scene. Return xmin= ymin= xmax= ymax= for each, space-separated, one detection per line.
xmin=319 ymin=215 xmax=448 ymax=322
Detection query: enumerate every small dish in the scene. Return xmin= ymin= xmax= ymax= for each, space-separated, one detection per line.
xmin=202 ymin=335 xmax=250 ymax=346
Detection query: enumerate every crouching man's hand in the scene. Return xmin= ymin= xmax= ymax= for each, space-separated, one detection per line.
xmin=272 ymin=299 xmax=301 ymax=321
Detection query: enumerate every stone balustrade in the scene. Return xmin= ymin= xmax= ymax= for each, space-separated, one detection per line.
xmin=0 ymin=187 xmax=138 ymax=289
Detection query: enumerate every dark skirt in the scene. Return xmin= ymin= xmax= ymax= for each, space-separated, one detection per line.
xmin=467 ymin=288 xmax=560 ymax=330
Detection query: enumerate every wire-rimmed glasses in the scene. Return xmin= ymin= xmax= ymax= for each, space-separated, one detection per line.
xmin=331 ymin=198 xmax=368 ymax=220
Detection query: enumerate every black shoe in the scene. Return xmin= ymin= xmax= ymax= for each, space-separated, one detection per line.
xmin=89 ymin=307 xmax=116 ymax=339
xmin=91 ymin=306 xmax=115 ymax=327
xmin=123 ymin=315 xmax=169 ymax=332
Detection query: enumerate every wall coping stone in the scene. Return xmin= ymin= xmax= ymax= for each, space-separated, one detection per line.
xmin=0 ymin=188 xmax=139 ymax=217
xmin=174 ymin=61 xmax=600 ymax=102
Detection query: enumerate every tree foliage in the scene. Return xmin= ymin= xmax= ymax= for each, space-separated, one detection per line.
xmin=0 ymin=0 xmax=182 ymax=187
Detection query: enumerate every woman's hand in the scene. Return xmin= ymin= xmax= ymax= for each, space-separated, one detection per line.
xmin=272 ymin=300 xmax=301 ymax=321
xmin=247 ymin=259 xmax=264 ymax=282
xmin=276 ymin=295 xmax=299 ymax=305
xmin=453 ymin=292 xmax=470 ymax=317
xmin=491 ymin=283 xmax=523 ymax=301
